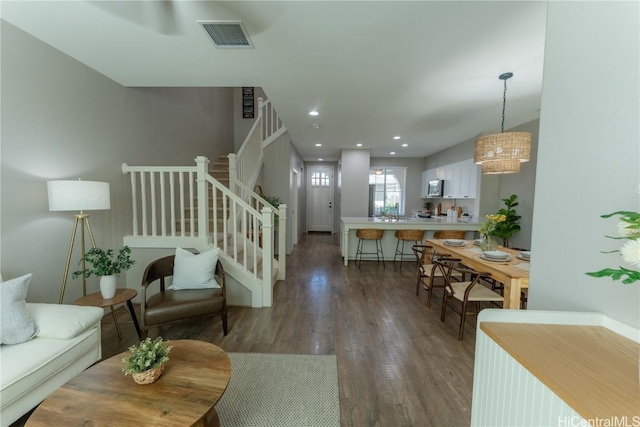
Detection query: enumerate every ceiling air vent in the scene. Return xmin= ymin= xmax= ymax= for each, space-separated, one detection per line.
xmin=198 ymin=20 xmax=253 ymax=48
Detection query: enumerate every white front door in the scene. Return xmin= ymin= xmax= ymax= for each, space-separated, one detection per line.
xmin=307 ymin=166 xmax=334 ymax=232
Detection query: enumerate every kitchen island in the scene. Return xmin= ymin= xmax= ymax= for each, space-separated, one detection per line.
xmin=341 ymin=216 xmax=481 ymax=265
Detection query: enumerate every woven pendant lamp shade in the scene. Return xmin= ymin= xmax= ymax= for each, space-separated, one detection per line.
xmin=474 ymin=132 xmax=532 ymax=164
xmin=481 ymin=159 xmax=521 ymax=174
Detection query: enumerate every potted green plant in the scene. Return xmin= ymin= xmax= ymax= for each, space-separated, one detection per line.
xmin=493 ymin=194 xmax=522 ymax=248
xmin=264 ymin=195 xmax=282 ymax=226
xmin=122 ymin=337 xmax=172 ymax=385
xmin=72 ymin=246 xmax=135 ymax=299
xmin=423 ymin=201 xmax=433 ymax=214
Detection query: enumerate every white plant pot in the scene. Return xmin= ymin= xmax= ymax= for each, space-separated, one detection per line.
xmin=99 ymin=275 xmax=117 ymax=299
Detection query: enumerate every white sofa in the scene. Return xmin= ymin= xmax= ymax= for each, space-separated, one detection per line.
xmin=0 ymin=303 xmax=103 ymax=427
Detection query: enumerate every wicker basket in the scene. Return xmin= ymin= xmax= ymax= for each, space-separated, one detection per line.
xmin=132 ymin=364 xmax=164 ymax=385
xmin=356 ymin=229 xmax=384 ymax=240
xmin=434 ymin=230 xmax=467 ymax=239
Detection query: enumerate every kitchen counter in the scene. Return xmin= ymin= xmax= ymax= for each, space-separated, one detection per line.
xmin=341 ymin=216 xmax=481 ymax=265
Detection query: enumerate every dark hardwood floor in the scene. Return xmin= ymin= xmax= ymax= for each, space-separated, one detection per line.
xmin=14 ymin=233 xmax=477 ymax=426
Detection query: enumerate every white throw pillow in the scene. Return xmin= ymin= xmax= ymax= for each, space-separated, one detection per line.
xmin=168 ymin=247 xmax=221 ymax=290
xmin=0 ymin=274 xmax=39 ymax=345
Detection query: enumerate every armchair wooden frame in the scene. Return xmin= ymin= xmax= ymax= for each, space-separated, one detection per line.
xmin=140 ymin=255 xmax=228 ymax=339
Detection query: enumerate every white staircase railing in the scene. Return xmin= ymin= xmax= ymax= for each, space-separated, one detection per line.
xmin=121 ymin=156 xmax=285 ymax=307
xmin=229 ymin=97 xmax=286 ymax=192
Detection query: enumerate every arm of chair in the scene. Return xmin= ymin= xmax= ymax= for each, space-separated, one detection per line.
xmin=140 ymin=255 xmax=175 ymax=328
xmin=215 ymin=260 xmax=226 ymax=300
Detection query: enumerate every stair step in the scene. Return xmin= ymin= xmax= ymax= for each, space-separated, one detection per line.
xmin=213 ymin=162 xmax=229 ymax=170
xmin=217 ymin=156 xmax=230 ymax=164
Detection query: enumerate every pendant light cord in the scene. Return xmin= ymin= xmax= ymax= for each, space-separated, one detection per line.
xmin=501 ymin=77 xmax=508 ymax=133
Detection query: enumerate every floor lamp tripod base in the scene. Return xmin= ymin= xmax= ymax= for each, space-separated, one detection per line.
xmin=59 ymin=213 xmax=97 ymax=304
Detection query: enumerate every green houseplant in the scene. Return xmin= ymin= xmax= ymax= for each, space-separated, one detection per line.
xmin=122 ymin=337 xmax=172 ymax=385
xmin=72 ymin=246 xmax=135 ymax=299
xmin=263 ymin=195 xmax=281 ymax=226
xmin=493 ymin=194 xmax=521 ymax=248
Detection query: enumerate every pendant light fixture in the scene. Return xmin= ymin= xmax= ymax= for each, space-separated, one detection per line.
xmin=474 ymin=72 xmax=531 ymax=174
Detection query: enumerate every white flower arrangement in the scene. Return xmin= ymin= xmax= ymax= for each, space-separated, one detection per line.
xmin=587 ymin=208 xmax=640 ymax=284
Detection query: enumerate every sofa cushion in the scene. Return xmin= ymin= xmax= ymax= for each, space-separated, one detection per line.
xmin=0 ymin=274 xmax=38 ymax=345
xmin=26 ymin=304 xmax=103 ymax=340
xmin=169 ymin=247 xmax=220 ymax=290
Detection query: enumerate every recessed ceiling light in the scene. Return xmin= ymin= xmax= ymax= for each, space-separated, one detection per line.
xmin=311 ymin=123 xmax=320 ymax=129
xmin=356 ymin=143 xmax=363 ymax=147
xmin=402 ymin=143 xmax=408 ymax=147
xmin=393 ymin=136 xmax=401 ymax=140
xmin=390 ymin=151 xmax=396 ymax=155
xmin=318 ymin=158 xmax=323 ymax=161
xmin=315 ymin=143 xmax=322 ymax=147
xmin=309 ymin=111 xmax=319 ymax=116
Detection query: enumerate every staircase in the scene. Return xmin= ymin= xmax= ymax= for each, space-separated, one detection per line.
xmin=121 ymin=98 xmax=287 ymax=308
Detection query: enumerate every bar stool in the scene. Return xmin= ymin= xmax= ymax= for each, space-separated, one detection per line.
xmin=355 ymin=229 xmax=385 ymax=269
xmin=433 ymin=230 xmax=467 ymax=240
xmin=393 ymin=229 xmax=425 ymax=267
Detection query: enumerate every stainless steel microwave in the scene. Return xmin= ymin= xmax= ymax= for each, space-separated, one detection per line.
xmin=427 ymin=179 xmax=444 ymax=197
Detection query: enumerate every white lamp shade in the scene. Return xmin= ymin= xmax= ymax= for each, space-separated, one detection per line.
xmin=47 ymin=180 xmax=111 ymax=211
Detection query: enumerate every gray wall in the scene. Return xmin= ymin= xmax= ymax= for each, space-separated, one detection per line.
xmin=340 ymin=150 xmax=370 ymax=217
xmin=262 ymin=133 xmax=305 ymax=254
xmin=423 ymin=119 xmax=540 ymax=249
xmin=530 ymin=1 xmax=639 ymax=327
xmin=370 ymin=157 xmax=424 ymax=215
xmin=1 ymin=22 xmax=235 ymax=303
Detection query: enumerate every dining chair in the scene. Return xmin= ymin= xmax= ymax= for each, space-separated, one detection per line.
xmin=139 ymin=255 xmax=228 ymax=339
xmin=435 ymin=258 xmax=503 ymax=340
xmin=412 ymin=245 xmax=461 ymax=307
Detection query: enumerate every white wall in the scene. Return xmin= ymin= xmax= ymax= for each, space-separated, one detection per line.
xmin=340 ymin=150 xmax=370 ymax=217
xmin=1 ymin=22 xmax=235 ymax=303
xmin=530 ymin=2 xmax=639 ymax=327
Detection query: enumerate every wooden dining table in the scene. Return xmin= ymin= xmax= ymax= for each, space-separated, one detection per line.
xmin=426 ymin=239 xmax=530 ymax=309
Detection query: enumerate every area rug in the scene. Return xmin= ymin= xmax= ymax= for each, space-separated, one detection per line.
xmin=216 ymin=353 xmax=340 ymax=427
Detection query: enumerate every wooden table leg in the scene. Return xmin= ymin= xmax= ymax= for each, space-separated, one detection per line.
xmin=504 ymin=278 xmax=522 ymax=309
xmin=126 ymin=299 xmax=142 ymax=340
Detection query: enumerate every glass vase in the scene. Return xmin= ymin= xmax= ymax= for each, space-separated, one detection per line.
xmin=480 ymin=235 xmax=498 ymax=252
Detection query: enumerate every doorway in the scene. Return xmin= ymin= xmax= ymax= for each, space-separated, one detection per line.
xmin=307 ymin=166 xmax=334 ymax=233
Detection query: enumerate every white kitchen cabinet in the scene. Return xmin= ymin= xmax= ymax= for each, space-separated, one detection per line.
xmin=422 ymin=159 xmax=479 ymax=200
xmin=443 ymin=164 xmax=455 ymax=198
xmin=456 ymin=158 xmax=478 ymax=199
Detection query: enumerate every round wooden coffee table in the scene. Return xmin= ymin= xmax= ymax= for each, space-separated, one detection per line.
xmin=26 ymin=340 xmax=231 ymax=427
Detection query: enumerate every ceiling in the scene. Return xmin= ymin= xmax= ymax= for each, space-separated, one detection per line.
xmin=2 ymin=1 xmax=547 ymax=161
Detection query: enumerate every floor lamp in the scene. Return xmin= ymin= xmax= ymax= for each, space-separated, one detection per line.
xmin=47 ymin=180 xmax=111 ymax=304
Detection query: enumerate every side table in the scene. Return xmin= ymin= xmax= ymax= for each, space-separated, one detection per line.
xmin=75 ymin=288 xmax=141 ymax=340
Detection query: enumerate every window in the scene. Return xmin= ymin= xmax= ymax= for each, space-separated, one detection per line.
xmin=311 ymin=172 xmax=330 ymax=187
xmin=369 ymin=168 xmax=406 ymax=216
